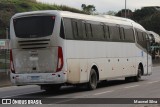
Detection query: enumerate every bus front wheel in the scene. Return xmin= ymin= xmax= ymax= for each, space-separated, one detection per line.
xmin=134 ymin=66 xmax=142 ymax=82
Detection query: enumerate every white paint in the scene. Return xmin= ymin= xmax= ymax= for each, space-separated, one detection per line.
xmin=94 ymin=90 xmax=114 ymax=95
xmin=124 ymin=85 xmax=139 ymax=89
xmin=148 ymin=81 xmax=159 ymax=84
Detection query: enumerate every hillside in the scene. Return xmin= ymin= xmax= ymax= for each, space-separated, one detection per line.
xmin=0 ymin=0 xmax=85 ymax=38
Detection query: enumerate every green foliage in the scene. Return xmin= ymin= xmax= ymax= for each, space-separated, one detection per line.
xmin=0 ymin=0 xmax=84 ymax=38
xmin=116 ymin=9 xmax=132 ymax=16
xmin=81 ymin=4 xmax=96 ymax=15
xmin=131 ymin=7 xmax=160 ymax=35
xmin=105 ymin=11 xmax=117 ymax=16
xmin=140 ymin=12 xmax=160 ymax=35
xmin=132 ymin=7 xmax=156 ymax=22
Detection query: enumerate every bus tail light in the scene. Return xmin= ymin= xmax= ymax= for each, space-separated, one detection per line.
xmin=10 ymin=50 xmax=15 ymax=73
xmin=56 ymin=47 xmax=63 ymax=72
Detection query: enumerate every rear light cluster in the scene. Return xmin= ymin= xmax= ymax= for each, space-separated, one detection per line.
xmin=56 ymin=47 xmax=64 ymax=72
xmin=10 ymin=50 xmax=15 ymax=73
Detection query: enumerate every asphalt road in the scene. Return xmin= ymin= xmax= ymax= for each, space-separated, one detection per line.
xmin=1 ymin=66 xmax=160 ymax=107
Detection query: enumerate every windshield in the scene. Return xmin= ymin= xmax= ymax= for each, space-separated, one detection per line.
xmin=13 ymin=16 xmax=55 ymax=38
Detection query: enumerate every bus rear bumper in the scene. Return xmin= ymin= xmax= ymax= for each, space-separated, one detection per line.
xmin=10 ymin=72 xmax=67 ymax=85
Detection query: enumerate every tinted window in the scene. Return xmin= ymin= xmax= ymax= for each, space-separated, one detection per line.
xmin=63 ymin=18 xmax=74 ymax=39
xmin=83 ymin=22 xmax=87 ymax=38
xmin=92 ymin=24 xmax=104 ymax=40
xmin=104 ymin=25 xmax=110 ymax=39
xmin=86 ymin=23 xmax=93 ymax=38
xmin=136 ymin=29 xmax=148 ymax=50
xmin=120 ymin=27 xmax=125 ymax=40
xmin=109 ymin=25 xmax=120 ymax=41
xmin=124 ymin=28 xmax=135 ymax=42
xmin=72 ymin=20 xmax=79 ymax=38
xmin=60 ymin=20 xmax=65 ymax=39
xmin=14 ymin=16 xmax=55 ymax=38
xmin=72 ymin=20 xmax=84 ymax=39
xmin=136 ymin=30 xmax=139 ymax=41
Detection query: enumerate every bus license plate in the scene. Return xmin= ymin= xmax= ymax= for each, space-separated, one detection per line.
xmin=31 ymin=76 xmax=40 ymax=80
xmin=29 ymin=57 xmax=38 ymax=61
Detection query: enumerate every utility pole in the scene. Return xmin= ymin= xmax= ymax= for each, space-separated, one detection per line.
xmin=125 ymin=0 xmax=127 ymax=18
xmin=5 ymin=27 xmax=9 ymax=74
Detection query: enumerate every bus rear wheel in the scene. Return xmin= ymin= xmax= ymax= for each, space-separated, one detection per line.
xmin=87 ymin=69 xmax=98 ymax=90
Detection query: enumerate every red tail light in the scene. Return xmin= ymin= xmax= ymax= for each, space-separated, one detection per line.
xmin=10 ymin=49 xmax=15 ymax=73
xmin=56 ymin=47 xmax=64 ymax=72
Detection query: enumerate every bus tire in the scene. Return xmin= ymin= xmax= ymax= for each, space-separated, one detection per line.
xmin=134 ymin=66 xmax=142 ymax=82
xmin=87 ymin=68 xmax=98 ymax=90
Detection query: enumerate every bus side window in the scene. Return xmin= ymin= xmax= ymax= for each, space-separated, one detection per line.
xmin=72 ymin=20 xmax=79 ymax=39
xmin=92 ymin=23 xmax=104 ymax=40
xmin=131 ymin=29 xmax=135 ymax=42
xmin=109 ymin=25 xmax=120 ymax=41
xmin=60 ymin=20 xmax=65 ymax=39
xmin=136 ymin=30 xmax=139 ymax=42
xmin=86 ymin=23 xmax=93 ymax=39
xmin=104 ymin=25 xmax=110 ymax=40
xmin=120 ymin=27 xmax=125 ymax=40
xmin=118 ymin=26 xmax=122 ymax=40
xmin=82 ymin=22 xmax=88 ymax=39
xmin=124 ymin=28 xmax=135 ymax=42
xmin=138 ymin=31 xmax=143 ymax=42
xmin=117 ymin=25 xmax=124 ymax=41
xmin=143 ymin=32 xmax=148 ymax=50
xmin=63 ymin=18 xmax=74 ymax=39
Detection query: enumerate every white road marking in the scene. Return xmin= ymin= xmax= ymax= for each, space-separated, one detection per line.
xmin=124 ymin=85 xmax=139 ymax=89
xmin=148 ymin=81 xmax=160 ymax=84
xmin=94 ymin=90 xmax=114 ymax=96
xmin=73 ymin=94 xmax=91 ymax=98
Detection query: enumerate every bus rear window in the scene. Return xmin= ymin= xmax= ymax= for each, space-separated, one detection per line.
xmin=13 ymin=16 xmax=55 ymax=38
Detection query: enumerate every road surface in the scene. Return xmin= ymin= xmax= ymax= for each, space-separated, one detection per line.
xmin=0 ymin=66 xmax=160 ymax=107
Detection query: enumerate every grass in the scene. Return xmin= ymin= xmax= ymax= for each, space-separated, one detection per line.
xmin=0 ymin=62 xmax=9 ymax=69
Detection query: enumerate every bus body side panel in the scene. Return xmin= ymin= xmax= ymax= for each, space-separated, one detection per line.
xmin=66 ymin=40 xmax=137 ymax=84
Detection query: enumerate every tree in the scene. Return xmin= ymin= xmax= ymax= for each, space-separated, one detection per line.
xmin=132 ymin=7 xmax=156 ymax=22
xmin=116 ymin=9 xmax=133 ymax=18
xmin=140 ymin=12 xmax=160 ymax=35
xmin=103 ymin=11 xmax=117 ymax=16
xmin=81 ymin=4 xmax=96 ymax=14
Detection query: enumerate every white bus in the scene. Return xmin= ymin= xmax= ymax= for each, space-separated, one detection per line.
xmin=147 ymin=31 xmax=160 ymax=59
xmin=10 ymin=10 xmax=152 ymax=91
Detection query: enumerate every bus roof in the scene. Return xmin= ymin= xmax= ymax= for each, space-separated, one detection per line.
xmin=12 ymin=10 xmax=146 ymax=31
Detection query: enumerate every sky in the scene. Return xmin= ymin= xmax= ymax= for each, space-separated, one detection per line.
xmin=37 ymin=0 xmax=160 ymax=13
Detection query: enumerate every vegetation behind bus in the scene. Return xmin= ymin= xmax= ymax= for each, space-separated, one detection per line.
xmin=0 ymin=0 xmax=86 ymax=39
